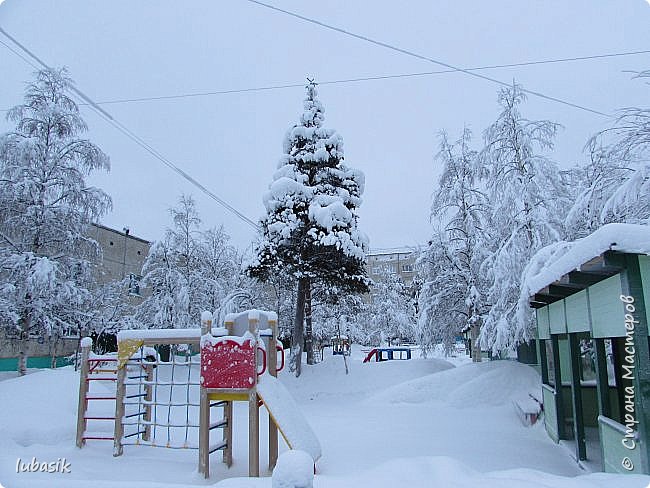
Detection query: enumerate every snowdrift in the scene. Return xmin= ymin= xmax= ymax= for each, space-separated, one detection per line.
xmin=369 ymin=360 xmax=540 ymax=408
xmin=0 ymin=367 xmax=79 ymax=448
xmin=283 ymin=350 xmax=454 ymax=402
xmin=213 ymin=456 xmax=650 ymax=488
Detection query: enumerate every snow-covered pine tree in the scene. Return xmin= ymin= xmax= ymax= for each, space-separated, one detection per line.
xmin=0 ymin=68 xmax=112 ymax=374
xmin=479 ymin=83 xmax=566 ymax=354
xmin=419 ymin=128 xmax=488 ymax=360
xmin=248 ymin=82 xmax=369 ymax=376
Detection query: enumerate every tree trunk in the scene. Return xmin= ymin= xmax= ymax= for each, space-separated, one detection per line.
xmin=470 ymin=324 xmax=482 ymax=363
xmin=304 ymin=279 xmax=314 ymax=365
xmin=18 ymin=349 xmax=27 ymax=376
xmin=18 ymin=314 xmax=31 ymax=375
xmin=290 ymin=277 xmax=309 ymax=377
xmin=51 ymin=335 xmax=58 ymax=369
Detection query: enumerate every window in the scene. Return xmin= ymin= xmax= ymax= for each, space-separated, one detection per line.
xmin=578 ymin=336 xmax=596 ymax=383
xmin=128 ymin=274 xmax=142 ymax=296
xmin=545 ymin=340 xmax=555 ymax=386
xmin=402 ymin=264 xmax=414 ymax=272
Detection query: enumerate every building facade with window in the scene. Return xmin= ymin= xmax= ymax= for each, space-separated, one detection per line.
xmin=0 ymin=224 xmax=151 ymax=370
xmin=87 ymin=223 xmax=150 ymax=297
xmin=366 ymin=248 xmax=418 ymax=286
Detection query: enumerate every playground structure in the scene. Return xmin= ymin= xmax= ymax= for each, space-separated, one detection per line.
xmin=76 ymin=309 xmax=321 ymax=479
xmin=363 ymin=347 xmax=412 ymax=363
xmin=331 ymin=335 xmax=350 ymax=355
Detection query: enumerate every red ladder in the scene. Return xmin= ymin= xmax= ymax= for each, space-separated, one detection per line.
xmin=77 ymin=352 xmax=117 ymax=446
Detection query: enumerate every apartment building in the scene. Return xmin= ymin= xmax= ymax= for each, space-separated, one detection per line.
xmin=0 ymin=224 xmax=151 ymax=369
xmin=366 ymin=247 xmax=418 ymax=286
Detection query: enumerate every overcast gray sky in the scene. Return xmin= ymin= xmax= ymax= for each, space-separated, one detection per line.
xmin=1 ymin=1 xmax=649 ymax=251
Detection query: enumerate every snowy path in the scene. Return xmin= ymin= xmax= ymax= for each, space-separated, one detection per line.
xmin=1 ymin=350 xmax=649 ymax=487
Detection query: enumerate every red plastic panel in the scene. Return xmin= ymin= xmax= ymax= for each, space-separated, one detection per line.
xmin=201 ymin=339 xmax=256 ymax=389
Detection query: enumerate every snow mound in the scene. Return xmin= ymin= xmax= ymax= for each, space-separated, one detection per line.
xmin=0 ymin=368 xmax=79 ymax=447
xmin=258 ymin=375 xmax=322 ymax=462
xmin=272 ymin=450 xmax=314 ymax=488
xmin=369 ymin=360 xmax=541 ymax=408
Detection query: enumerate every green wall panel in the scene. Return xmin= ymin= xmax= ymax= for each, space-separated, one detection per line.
xmin=589 ymin=275 xmax=626 ymax=338
xmin=559 ymin=337 xmax=572 ymax=385
xmin=543 ymin=385 xmax=559 ymax=443
xmin=537 ymin=307 xmax=550 ymax=340
xmin=0 ymin=356 xmax=72 ymax=371
xmin=549 ymin=300 xmax=567 ymax=334
xmin=599 ymin=416 xmax=643 ymax=474
xmin=639 ymin=255 xmax=650 ymax=336
xmin=565 ymin=290 xmax=590 ymax=333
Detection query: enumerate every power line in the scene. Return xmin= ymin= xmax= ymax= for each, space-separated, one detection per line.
xmin=0 ymin=38 xmax=39 ymax=70
xmin=86 ymin=49 xmax=650 ymax=106
xmin=1 ymin=28 xmax=647 ymax=110
xmin=245 ymin=0 xmax=612 ymax=117
xmin=0 ymin=26 xmax=260 ymax=232
xmin=3 ymin=46 xmax=647 ymax=109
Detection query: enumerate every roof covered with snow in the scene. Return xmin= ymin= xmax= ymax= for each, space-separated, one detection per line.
xmin=522 ymin=223 xmax=650 ymax=298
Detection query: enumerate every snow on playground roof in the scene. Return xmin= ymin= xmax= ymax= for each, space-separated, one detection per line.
xmin=117 ymin=327 xmax=228 ymax=341
xmin=523 ymin=223 xmax=650 ymax=297
xmin=224 ymin=309 xmax=278 ymax=323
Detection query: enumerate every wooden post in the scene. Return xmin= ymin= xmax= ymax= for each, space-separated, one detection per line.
xmin=223 ymin=400 xmax=233 ymax=467
xmin=550 ymin=335 xmax=567 ymax=440
xmin=225 ymin=319 xmax=234 ymax=335
xmin=249 ymin=390 xmax=260 ymax=477
xmin=198 ymin=388 xmax=210 ymax=478
xmin=199 ymin=311 xmax=212 ymax=478
xmin=568 ymin=333 xmax=587 ymax=461
xmin=143 ymin=364 xmax=153 ymax=441
xmin=113 ymin=365 xmax=126 ymax=456
xmin=611 ymin=338 xmax=627 ymax=421
xmin=593 ymin=338 xmax=611 ymax=418
xmin=268 ymin=318 xmax=279 ymax=471
xmin=618 ymin=254 xmax=650 ymax=473
xmin=76 ymin=338 xmax=92 ymax=448
xmin=538 ymin=339 xmax=549 ymax=384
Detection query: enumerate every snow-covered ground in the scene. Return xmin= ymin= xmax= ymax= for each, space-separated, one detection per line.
xmin=1 ymin=347 xmax=649 ymax=488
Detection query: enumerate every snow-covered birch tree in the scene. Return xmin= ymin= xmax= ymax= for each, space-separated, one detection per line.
xmin=564 ymin=141 xmax=633 ymax=239
xmin=0 ymin=68 xmax=112 ymax=374
xmin=582 ymin=70 xmax=650 ymax=225
xmin=137 ymin=195 xmax=241 ymax=329
xmin=197 ymin=225 xmax=240 ymax=314
xmin=479 ymin=83 xmax=566 ymax=353
xmin=248 ymin=82 xmax=370 ymax=376
xmin=418 ymin=128 xmax=488 ymax=360
xmin=367 ymin=268 xmax=416 ymax=346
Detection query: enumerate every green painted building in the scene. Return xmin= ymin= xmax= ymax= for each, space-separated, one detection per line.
xmin=526 ymin=223 xmax=650 ymax=474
